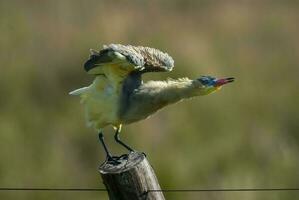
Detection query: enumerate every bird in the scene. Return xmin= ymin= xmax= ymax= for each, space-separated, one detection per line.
xmin=70 ymin=44 xmax=234 ymax=163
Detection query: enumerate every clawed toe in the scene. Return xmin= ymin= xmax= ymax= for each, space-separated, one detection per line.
xmin=141 ymin=152 xmax=147 ymax=157
xmin=106 ymin=156 xmax=121 ymax=165
xmin=119 ymin=154 xmax=129 ymax=159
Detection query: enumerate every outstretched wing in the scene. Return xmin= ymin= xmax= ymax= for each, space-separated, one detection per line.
xmin=84 ymin=44 xmax=174 ymax=75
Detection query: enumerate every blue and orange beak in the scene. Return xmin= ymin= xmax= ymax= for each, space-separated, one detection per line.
xmin=214 ymin=77 xmax=235 ymax=87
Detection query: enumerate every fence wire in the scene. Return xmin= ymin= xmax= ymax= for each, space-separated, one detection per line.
xmin=1 ymin=187 xmax=299 ymax=193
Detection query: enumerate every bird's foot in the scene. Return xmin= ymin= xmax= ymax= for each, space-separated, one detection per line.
xmin=118 ymin=154 xmax=129 ymax=159
xmin=106 ymin=155 xmax=121 ymax=165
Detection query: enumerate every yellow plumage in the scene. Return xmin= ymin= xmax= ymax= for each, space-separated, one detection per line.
xmin=71 ymin=64 xmax=134 ymax=130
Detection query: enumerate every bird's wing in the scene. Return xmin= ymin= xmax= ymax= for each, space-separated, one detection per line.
xmin=84 ymin=44 xmax=174 ymax=75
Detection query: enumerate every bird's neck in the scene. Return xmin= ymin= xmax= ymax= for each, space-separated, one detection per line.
xmin=119 ymin=78 xmax=206 ymax=124
xmin=144 ymin=78 xmax=204 ymax=105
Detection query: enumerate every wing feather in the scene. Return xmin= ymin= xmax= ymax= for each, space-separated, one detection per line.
xmin=84 ymin=44 xmax=174 ymax=75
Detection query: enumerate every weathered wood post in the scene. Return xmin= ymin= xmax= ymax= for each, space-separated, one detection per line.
xmin=99 ymin=152 xmax=165 ymax=200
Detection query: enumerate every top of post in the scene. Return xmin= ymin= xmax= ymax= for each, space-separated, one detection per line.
xmin=99 ymin=152 xmax=145 ymax=174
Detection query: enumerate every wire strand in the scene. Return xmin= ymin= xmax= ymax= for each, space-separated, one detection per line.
xmin=1 ymin=187 xmax=299 ymax=193
xmin=0 ymin=188 xmax=106 ymax=192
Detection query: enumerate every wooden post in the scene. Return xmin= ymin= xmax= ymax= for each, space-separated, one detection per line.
xmin=99 ymin=152 xmax=165 ymax=200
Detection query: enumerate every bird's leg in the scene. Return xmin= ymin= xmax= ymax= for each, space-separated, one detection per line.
xmin=114 ymin=126 xmax=134 ymax=152
xmin=98 ymin=132 xmax=120 ymax=164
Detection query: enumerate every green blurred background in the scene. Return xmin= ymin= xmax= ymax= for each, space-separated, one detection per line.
xmin=1 ymin=0 xmax=299 ymax=199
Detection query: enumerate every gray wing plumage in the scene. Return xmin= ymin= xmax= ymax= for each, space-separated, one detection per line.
xmin=84 ymin=44 xmax=174 ymax=73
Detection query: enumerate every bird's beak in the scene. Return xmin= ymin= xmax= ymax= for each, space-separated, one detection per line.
xmin=214 ymin=77 xmax=235 ymax=87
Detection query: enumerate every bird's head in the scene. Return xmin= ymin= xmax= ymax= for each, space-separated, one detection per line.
xmin=195 ymin=76 xmax=235 ymax=95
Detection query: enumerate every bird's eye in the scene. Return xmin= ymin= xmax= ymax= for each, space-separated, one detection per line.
xmin=198 ymin=77 xmax=210 ymax=85
xmin=203 ymin=80 xmax=209 ymax=84
xmin=198 ymin=76 xmax=216 ymax=86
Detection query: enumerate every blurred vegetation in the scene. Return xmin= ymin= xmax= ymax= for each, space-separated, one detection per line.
xmin=1 ymin=0 xmax=299 ymax=199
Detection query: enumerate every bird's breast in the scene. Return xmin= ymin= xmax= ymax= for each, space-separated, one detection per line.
xmin=82 ymin=76 xmax=123 ymax=129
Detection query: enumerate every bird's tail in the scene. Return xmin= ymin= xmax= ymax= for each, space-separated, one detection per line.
xmin=69 ymin=86 xmax=89 ymax=95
